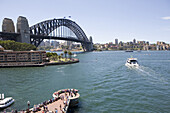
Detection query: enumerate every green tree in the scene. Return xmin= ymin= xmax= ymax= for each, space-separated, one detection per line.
xmin=0 ymin=40 xmax=36 ymax=51
xmin=60 ymin=53 xmax=63 ymax=58
xmin=46 ymin=52 xmax=52 ymax=57
xmin=52 ymin=53 xmax=58 ymax=61
xmin=58 ymin=55 xmax=61 ymax=61
xmin=46 ymin=52 xmax=58 ymax=61
xmin=68 ymin=51 xmax=72 ymax=59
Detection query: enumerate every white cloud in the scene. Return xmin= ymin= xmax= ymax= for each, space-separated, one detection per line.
xmin=161 ymin=16 xmax=170 ymax=20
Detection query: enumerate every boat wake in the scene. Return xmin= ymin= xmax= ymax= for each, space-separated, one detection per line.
xmin=132 ymin=66 xmax=168 ymax=85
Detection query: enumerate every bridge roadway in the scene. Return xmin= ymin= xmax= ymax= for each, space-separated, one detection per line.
xmin=0 ymin=32 xmax=20 ymax=40
xmin=0 ymin=32 xmax=91 ymax=44
xmin=30 ymin=34 xmax=92 ymax=44
xmin=0 ymin=32 xmax=20 ymax=36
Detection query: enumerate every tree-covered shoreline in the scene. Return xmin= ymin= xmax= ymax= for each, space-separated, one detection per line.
xmin=0 ymin=40 xmax=36 ymax=51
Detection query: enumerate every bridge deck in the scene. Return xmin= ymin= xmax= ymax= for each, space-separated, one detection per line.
xmin=30 ymin=34 xmax=92 ymax=43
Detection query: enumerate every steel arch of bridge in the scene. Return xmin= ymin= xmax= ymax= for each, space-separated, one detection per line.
xmin=30 ymin=18 xmax=92 ymax=51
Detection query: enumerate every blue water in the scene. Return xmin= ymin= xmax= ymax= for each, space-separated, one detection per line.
xmin=0 ymin=51 xmax=170 ymax=112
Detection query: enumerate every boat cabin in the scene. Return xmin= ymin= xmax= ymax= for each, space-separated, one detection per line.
xmin=126 ymin=58 xmax=139 ymax=65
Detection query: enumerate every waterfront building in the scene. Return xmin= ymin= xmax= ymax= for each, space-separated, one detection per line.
xmin=160 ymin=46 xmax=163 ymax=50
xmin=157 ymin=41 xmax=165 ymax=45
xmin=119 ymin=41 xmax=123 ymax=46
xmin=137 ymin=41 xmax=145 ymax=45
xmin=163 ymin=45 xmax=166 ymax=50
xmin=156 ymin=45 xmax=160 ymax=50
xmin=143 ymin=45 xmax=149 ymax=50
xmin=105 ymin=43 xmax=109 ymax=48
xmin=94 ymin=39 xmax=169 ymax=51
xmin=166 ymin=45 xmax=170 ymax=50
xmin=0 ymin=51 xmax=46 ymax=66
xmin=150 ymin=44 xmax=156 ymax=50
xmin=168 ymin=45 xmax=170 ymax=50
xmin=123 ymin=43 xmax=127 ymax=46
xmin=146 ymin=41 xmax=149 ymax=45
xmin=129 ymin=41 xmax=133 ymax=45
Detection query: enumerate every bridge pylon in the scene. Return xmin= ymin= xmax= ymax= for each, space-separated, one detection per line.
xmin=16 ymin=16 xmax=30 ymax=44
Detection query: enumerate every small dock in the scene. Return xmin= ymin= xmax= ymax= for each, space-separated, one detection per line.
xmin=29 ymin=89 xmax=80 ymax=113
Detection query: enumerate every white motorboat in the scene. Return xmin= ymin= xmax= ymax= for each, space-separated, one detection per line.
xmin=125 ymin=58 xmax=139 ymax=67
xmin=73 ymin=54 xmax=77 ymax=57
xmin=0 ymin=94 xmax=14 ymax=109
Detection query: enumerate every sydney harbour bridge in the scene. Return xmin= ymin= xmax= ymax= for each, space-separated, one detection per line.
xmin=0 ymin=16 xmax=93 ymax=51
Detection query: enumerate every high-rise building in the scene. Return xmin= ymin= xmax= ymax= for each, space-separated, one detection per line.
xmin=51 ymin=41 xmax=59 ymax=48
xmin=115 ymin=38 xmax=118 ymax=45
xmin=133 ymin=39 xmax=136 ymax=44
xmin=44 ymin=40 xmax=50 ymax=47
xmin=65 ymin=41 xmax=73 ymax=49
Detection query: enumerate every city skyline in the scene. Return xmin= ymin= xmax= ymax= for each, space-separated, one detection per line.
xmin=0 ymin=0 xmax=170 ymax=43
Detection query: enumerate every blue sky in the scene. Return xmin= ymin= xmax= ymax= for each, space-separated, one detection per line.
xmin=0 ymin=0 xmax=170 ymax=43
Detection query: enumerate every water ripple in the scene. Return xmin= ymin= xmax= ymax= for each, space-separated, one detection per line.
xmin=0 ymin=51 xmax=170 ymax=112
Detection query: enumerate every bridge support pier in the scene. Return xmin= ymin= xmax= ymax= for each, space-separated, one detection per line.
xmin=82 ymin=42 xmax=93 ymax=51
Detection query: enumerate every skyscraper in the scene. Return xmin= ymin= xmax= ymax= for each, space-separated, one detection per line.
xmin=115 ymin=38 xmax=118 ymax=45
xmin=133 ymin=39 xmax=136 ymax=44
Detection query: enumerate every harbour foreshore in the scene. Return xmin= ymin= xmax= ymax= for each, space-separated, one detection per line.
xmin=0 ymin=58 xmax=79 ymax=68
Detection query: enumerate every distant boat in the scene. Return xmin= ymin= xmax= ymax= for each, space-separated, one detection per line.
xmin=125 ymin=50 xmax=133 ymax=52
xmin=0 ymin=94 xmax=15 ymax=109
xmin=73 ymin=54 xmax=77 ymax=57
xmin=125 ymin=58 xmax=139 ymax=67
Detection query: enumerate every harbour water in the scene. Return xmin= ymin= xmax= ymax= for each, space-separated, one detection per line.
xmin=0 ymin=51 xmax=170 ymax=112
